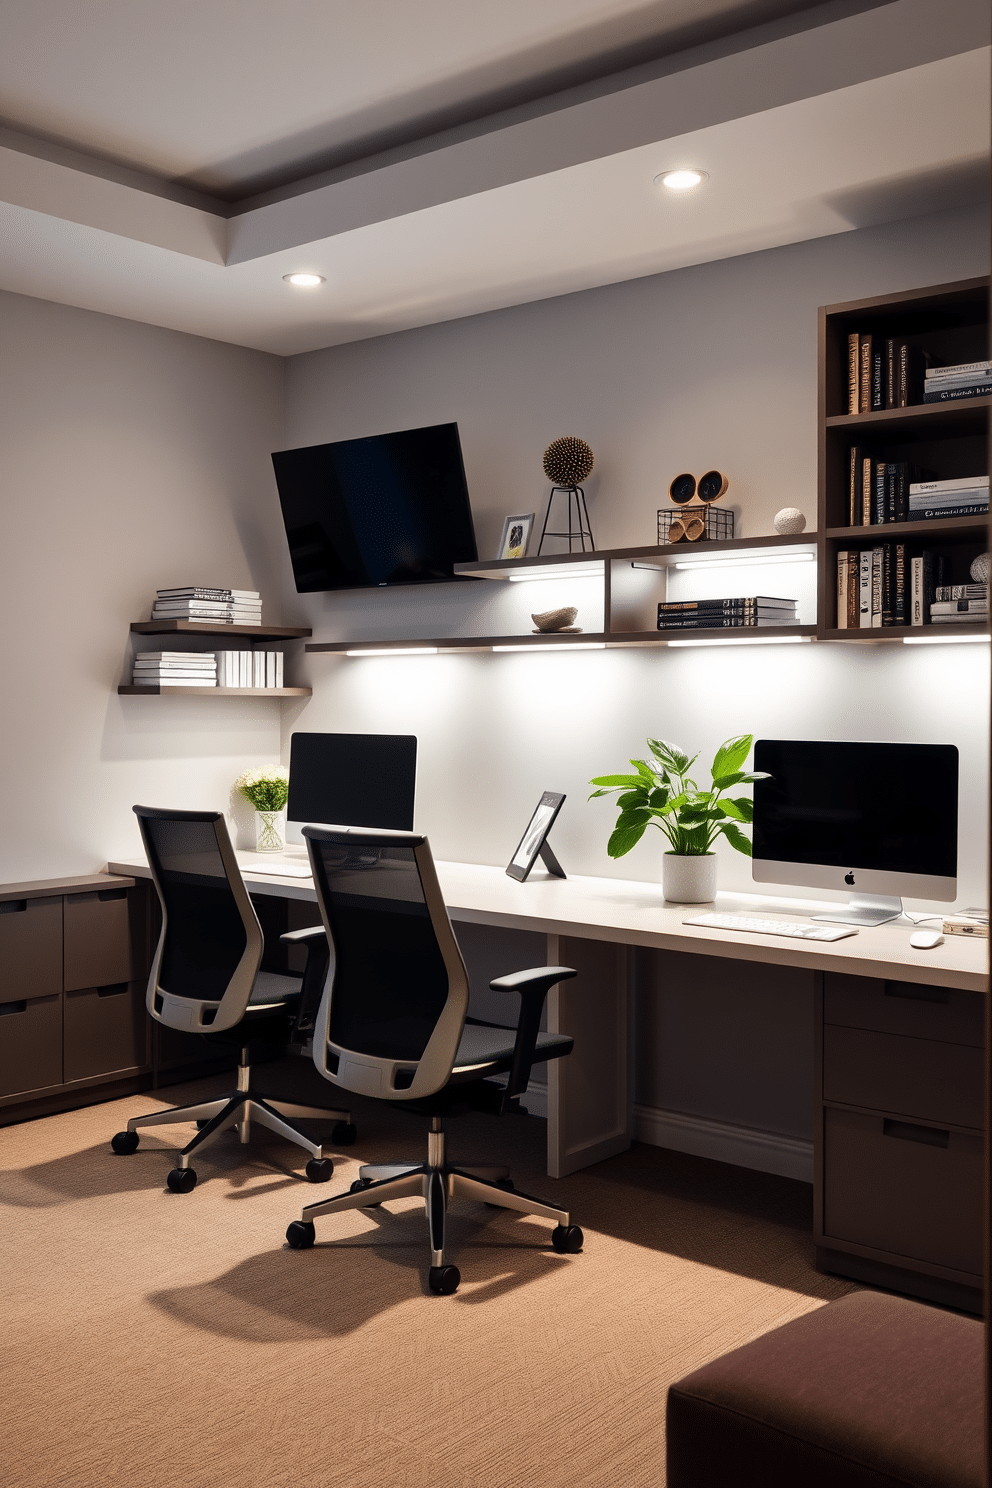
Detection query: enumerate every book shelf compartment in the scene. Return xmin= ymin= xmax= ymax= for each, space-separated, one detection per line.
xmin=122 ymin=621 xmax=313 ymax=697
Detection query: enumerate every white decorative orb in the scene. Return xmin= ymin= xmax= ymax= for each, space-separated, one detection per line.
xmin=970 ymin=552 xmax=990 ymax=584
xmin=773 ymin=507 xmax=806 ymax=535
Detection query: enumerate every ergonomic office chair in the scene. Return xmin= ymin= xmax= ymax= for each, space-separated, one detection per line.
xmin=283 ymin=825 xmax=584 ymax=1295
xmin=110 ymin=806 xmax=355 ymax=1192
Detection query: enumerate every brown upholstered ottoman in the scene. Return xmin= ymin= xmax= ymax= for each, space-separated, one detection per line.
xmin=666 ymin=1291 xmax=982 ymax=1487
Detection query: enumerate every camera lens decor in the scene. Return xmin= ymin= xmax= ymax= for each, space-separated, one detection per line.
xmin=668 ymin=473 xmax=697 ymax=505
xmin=696 ymin=470 xmax=729 ymax=502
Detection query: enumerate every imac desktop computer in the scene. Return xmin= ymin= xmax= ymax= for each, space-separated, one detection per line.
xmin=287 ymin=732 xmax=417 ymax=835
xmin=751 ymin=739 xmax=958 ymax=926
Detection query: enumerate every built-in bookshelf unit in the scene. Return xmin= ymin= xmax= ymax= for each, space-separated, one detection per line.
xmin=119 ymin=621 xmax=313 ymax=697
xmin=818 ymin=277 xmax=990 ymax=642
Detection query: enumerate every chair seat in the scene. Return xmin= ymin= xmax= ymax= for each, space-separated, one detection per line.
xmin=450 ymin=1021 xmax=573 ymax=1079
xmin=666 ymin=1290 xmax=983 ymax=1488
xmin=246 ymin=970 xmax=303 ymax=1010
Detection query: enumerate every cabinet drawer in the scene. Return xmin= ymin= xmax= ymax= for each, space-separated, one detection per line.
xmin=823 ymin=972 xmax=983 ymax=1047
xmin=823 ymin=1025 xmax=983 ymax=1130
xmin=63 ymin=886 xmax=150 ymax=991
xmin=64 ymin=981 xmax=149 ymax=1082
xmin=822 ymin=1106 xmax=982 ymax=1276
xmin=0 ymin=896 xmax=62 ymax=1000
xmin=0 ymin=992 xmax=62 ymax=1096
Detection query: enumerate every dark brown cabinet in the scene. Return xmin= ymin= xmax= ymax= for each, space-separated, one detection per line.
xmin=816 ymin=970 xmax=984 ymax=1312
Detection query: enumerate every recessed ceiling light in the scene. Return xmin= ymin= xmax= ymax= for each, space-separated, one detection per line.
xmin=283 ymin=273 xmax=325 ymax=287
xmin=654 ymin=169 xmax=708 ymax=192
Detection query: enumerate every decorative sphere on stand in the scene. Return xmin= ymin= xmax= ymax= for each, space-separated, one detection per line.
xmin=773 ymin=507 xmax=806 ymax=535
xmin=969 ymin=552 xmax=990 ymax=585
xmin=543 ymin=437 xmax=594 ymax=487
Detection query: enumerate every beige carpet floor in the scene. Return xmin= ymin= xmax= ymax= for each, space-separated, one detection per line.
xmin=1 ymin=1063 xmax=855 ymax=1488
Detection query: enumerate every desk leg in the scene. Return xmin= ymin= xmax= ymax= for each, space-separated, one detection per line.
xmin=545 ymin=935 xmax=632 ymax=1178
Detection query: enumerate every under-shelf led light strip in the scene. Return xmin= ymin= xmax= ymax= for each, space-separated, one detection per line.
xmin=902 ymin=634 xmax=990 ymax=646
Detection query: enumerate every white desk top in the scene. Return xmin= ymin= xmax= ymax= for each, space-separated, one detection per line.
xmin=107 ymin=855 xmax=988 ymax=994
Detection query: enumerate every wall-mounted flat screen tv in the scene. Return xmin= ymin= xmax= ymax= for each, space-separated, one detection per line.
xmin=272 ymin=421 xmax=478 ymax=592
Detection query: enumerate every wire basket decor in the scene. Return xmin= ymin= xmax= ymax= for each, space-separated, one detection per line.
xmin=657 ymin=504 xmax=735 ymax=545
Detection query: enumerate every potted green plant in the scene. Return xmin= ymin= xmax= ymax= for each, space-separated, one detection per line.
xmin=589 ymin=733 xmax=767 ymax=902
xmin=236 ymin=765 xmax=290 ymax=852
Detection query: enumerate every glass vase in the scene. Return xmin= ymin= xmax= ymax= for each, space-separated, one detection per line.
xmin=254 ymin=809 xmax=286 ymax=853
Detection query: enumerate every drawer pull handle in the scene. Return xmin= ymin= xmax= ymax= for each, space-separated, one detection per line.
xmin=883 ymin=1118 xmax=949 ymax=1149
xmin=97 ymin=983 xmax=128 ymax=998
xmin=0 ymin=900 xmax=28 ymax=914
xmin=97 ymin=889 xmax=127 ymax=903
xmin=884 ymin=981 xmax=949 ymax=1005
xmin=0 ymin=1000 xmax=27 ymax=1016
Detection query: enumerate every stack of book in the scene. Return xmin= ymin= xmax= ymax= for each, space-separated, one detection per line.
xmin=908 ymin=476 xmax=988 ymax=521
xmin=656 ymin=597 xmax=798 ymax=631
xmin=846 ymin=333 xmax=929 ymax=412
xmin=216 ymin=651 xmax=284 ymax=687
xmin=132 ymin=652 xmax=218 ymax=687
xmin=930 ymin=582 xmax=988 ymax=627
xmin=923 ymin=361 xmax=992 ymax=404
xmin=151 ymin=587 xmax=262 ymax=625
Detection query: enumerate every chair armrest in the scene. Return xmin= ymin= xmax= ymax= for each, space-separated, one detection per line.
xmin=490 ymin=965 xmax=576 ymax=1110
xmin=280 ymin=925 xmax=326 ymax=945
xmin=280 ymin=925 xmax=329 ymax=1038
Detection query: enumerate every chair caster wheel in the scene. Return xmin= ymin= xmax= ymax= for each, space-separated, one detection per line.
xmin=350 ymin=1178 xmax=381 ymax=1206
xmin=305 ymin=1157 xmax=334 ymax=1183
xmin=111 ymin=1131 xmax=139 ymax=1155
xmin=167 ymin=1167 xmax=197 ymax=1194
xmin=286 ymin=1220 xmax=316 ymax=1249
xmin=332 ymin=1121 xmax=358 ymax=1146
xmin=485 ymin=1178 xmax=515 ymax=1208
xmin=551 ymin=1224 xmax=583 ymax=1254
xmin=196 ymin=1119 xmax=210 ymax=1129
xmin=428 ymin=1265 xmax=460 ymax=1295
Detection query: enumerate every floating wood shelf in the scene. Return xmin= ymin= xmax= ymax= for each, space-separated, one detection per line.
xmin=130 ymin=621 xmax=311 ymax=639
xmin=118 ymin=685 xmax=312 ymax=697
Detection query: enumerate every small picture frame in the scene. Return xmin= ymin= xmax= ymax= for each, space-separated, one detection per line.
xmin=506 ymin=791 xmax=566 ymax=882
xmin=498 ymin=512 xmax=535 ymax=561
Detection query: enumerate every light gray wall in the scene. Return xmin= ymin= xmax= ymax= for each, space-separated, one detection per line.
xmin=0 ymin=291 xmax=286 ymax=881
xmin=280 ymin=205 xmax=990 ymax=1152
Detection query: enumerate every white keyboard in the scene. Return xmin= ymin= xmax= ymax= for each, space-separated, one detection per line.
xmin=682 ymin=912 xmax=857 ymax=942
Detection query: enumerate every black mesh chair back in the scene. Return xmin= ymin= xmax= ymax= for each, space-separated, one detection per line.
xmin=135 ymin=806 xmax=263 ymax=1033
xmin=304 ymin=825 xmax=469 ymax=1101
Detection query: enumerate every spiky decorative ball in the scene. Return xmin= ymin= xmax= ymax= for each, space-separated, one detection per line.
xmin=543 ymin=436 xmax=594 ymax=487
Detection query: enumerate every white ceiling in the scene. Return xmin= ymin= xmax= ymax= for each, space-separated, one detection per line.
xmin=0 ymin=0 xmax=988 ymax=356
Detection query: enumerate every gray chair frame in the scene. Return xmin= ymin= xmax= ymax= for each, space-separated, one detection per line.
xmin=113 ymin=807 xmax=352 ymax=1190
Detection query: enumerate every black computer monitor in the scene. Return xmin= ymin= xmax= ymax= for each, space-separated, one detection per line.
xmin=287 ymin=733 xmax=417 ymax=831
xmin=752 ymin=739 xmax=958 ymax=925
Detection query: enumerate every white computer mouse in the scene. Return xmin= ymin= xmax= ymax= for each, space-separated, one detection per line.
xmin=910 ymin=930 xmax=944 ymax=950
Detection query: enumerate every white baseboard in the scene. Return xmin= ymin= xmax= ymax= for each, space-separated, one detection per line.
xmin=633 ymin=1104 xmax=813 ymax=1182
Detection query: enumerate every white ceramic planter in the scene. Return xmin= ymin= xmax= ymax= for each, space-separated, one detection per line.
xmin=662 ymin=852 xmax=717 ymax=904
xmin=254 ymin=809 xmax=287 ymax=852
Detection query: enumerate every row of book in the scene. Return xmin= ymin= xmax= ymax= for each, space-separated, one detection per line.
xmin=656 ymin=596 xmax=798 ymax=631
xmin=847 ymin=452 xmax=988 ymax=525
xmin=846 ymin=336 xmax=991 ymax=413
xmin=132 ymin=651 xmax=285 ymax=687
xmin=836 ymin=547 xmax=988 ymax=628
xmin=150 ymin=586 xmax=262 ymax=625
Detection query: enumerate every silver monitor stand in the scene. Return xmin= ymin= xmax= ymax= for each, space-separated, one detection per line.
xmin=812 ymin=893 xmax=903 ymax=928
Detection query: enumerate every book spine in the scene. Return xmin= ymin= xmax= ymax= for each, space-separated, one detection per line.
xmin=882 ymin=543 xmax=893 ymax=625
xmin=885 ymin=337 xmax=896 ymax=409
xmin=859 ymin=550 xmax=872 ymax=628
xmin=871 ymin=546 xmax=883 ymax=627
xmin=276 ymin=652 xmax=284 ymax=688
xmin=656 ymin=598 xmax=793 ymax=613
xmin=872 ymin=460 xmax=886 ymax=525
xmin=859 ymin=334 xmax=872 ymax=413
xmin=656 ymin=616 xmax=792 ymax=629
xmin=848 ymin=333 xmax=860 ymax=414
xmin=934 ymin=584 xmax=988 ymax=600
xmin=923 ymin=383 xmax=992 ymax=402
xmin=910 ymin=556 xmax=924 ymax=625
xmin=927 ymin=359 xmax=992 ymax=378
xmin=871 ymin=349 xmax=883 ymax=411
xmin=848 ymin=445 xmax=859 ymax=526
xmin=894 ymin=542 xmax=907 ymax=626
xmin=912 ymin=504 xmax=989 ymax=520
xmin=898 ymin=342 xmax=908 ymax=407
xmin=884 ymin=463 xmax=897 ymax=524
xmin=894 ymin=463 xmax=908 ymax=522
xmin=931 ymin=599 xmax=989 ymax=614
xmin=911 ymin=477 xmax=989 ymax=494
xmin=837 ymin=551 xmax=848 ymax=629
xmin=861 ymin=454 xmax=872 ymax=527
xmin=847 ymin=552 xmax=859 ymax=628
